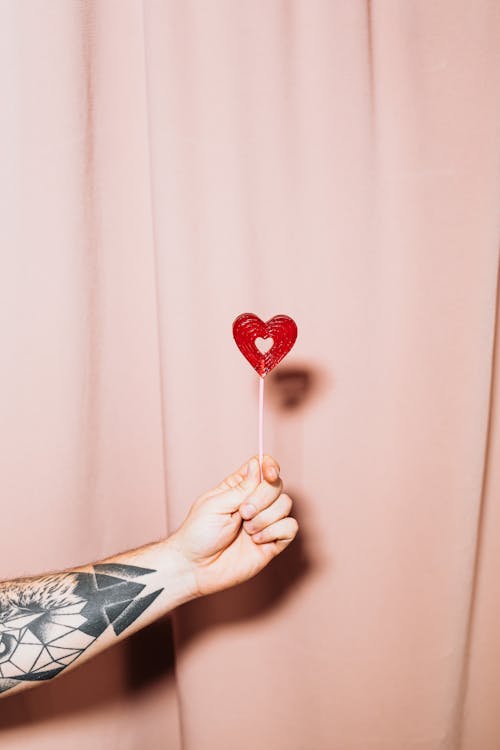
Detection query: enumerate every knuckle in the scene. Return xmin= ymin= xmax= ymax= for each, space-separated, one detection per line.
xmin=252 ymin=477 xmax=282 ymax=511
xmin=238 ymin=477 xmax=257 ymax=495
xmin=281 ymin=493 xmax=293 ymax=513
xmin=252 ymin=528 xmax=266 ymax=543
xmin=259 ymin=527 xmax=270 ymax=542
xmin=260 ymin=481 xmax=279 ymax=506
xmin=231 ymin=472 xmax=245 ymax=486
xmin=271 ymin=477 xmax=283 ymax=496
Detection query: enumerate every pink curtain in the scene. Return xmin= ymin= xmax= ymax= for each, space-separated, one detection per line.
xmin=1 ymin=2 xmax=500 ymax=748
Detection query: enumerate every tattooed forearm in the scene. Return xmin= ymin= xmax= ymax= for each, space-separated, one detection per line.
xmin=0 ymin=563 xmax=163 ymax=694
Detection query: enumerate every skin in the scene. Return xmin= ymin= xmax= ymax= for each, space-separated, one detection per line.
xmin=0 ymin=454 xmax=298 ymax=698
xmin=171 ymin=453 xmax=298 ymax=596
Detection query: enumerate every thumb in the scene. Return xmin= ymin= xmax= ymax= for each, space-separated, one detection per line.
xmin=209 ymin=457 xmax=261 ymax=514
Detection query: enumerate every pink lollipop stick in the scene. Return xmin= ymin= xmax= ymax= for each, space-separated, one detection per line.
xmin=258 ymin=375 xmax=264 ymax=482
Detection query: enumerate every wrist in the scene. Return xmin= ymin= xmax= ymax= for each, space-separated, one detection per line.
xmin=159 ymin=533 xmax=201 ymax=604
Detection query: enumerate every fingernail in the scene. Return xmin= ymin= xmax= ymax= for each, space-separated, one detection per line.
xmin=240 ymin=503 xmax=256 ymax=519
xmin=268 ymin=467 xmax=278 ymax=480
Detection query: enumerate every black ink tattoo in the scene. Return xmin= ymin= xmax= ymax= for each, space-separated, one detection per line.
xmin=0 ymin=563 xmax=163 ymax=693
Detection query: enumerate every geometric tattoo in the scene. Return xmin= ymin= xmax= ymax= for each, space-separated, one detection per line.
xmin=0 ymin=563 xmax=163 ymax=694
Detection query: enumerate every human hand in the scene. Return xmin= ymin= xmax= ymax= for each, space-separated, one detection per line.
xmin=169 ymin=455 xmax=298 ymax=597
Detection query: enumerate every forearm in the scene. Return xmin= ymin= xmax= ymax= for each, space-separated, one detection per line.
xmin=0 ymin=453 xmax=297 ymax=699
xmin=0 ymin=536 xmax=198 ymax=698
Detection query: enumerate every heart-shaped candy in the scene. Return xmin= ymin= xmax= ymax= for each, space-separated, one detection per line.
xmin=232 ymin=313 xmax=298 ymax=377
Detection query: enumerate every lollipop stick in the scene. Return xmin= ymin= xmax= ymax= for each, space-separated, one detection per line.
xmin=258 ymin=375 xmax=264 ymax=482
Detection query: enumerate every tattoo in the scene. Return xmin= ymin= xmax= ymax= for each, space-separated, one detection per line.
xmin=0 ymin=563 xmax=163 ymax=694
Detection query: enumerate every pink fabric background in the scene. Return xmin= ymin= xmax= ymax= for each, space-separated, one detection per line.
xmin=1 ymin=2 xmax=500 ymax=748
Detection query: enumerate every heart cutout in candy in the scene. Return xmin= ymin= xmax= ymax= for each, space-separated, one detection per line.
xmin=255 ymin=337 xmax=274 ymax=354
xmin=232 ymin=313 xmax=298 ymax=376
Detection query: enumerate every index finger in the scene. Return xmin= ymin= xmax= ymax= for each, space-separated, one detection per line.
xmin=212 ymin=454 xmax=281 ymax=494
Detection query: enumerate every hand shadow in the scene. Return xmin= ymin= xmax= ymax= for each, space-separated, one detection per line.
xmin=173 ymin=493 xmax=315 ymax=653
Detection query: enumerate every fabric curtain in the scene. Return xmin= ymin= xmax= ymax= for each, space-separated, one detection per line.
xmin=1 ymin=2 xmax=499 ymax=748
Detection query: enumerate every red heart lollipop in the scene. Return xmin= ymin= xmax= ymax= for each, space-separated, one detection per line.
xmin=232 ymin=313 xmax=298 ymax=377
